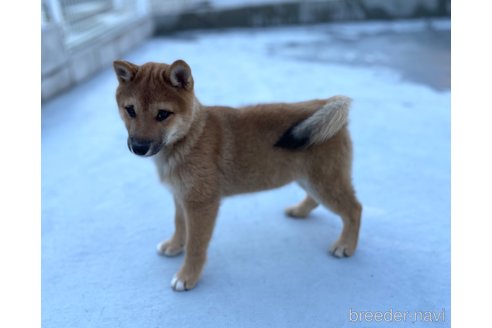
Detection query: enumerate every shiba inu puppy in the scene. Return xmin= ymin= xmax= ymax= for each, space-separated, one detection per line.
xmin=113 ymin=59 xmax=362 ymax=291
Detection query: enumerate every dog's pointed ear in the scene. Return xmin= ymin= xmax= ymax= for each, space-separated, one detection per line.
xmin=113 ymin=60 xmax=138 ymax=83
xmin=168 ymin=60 xmax=193 ymax=90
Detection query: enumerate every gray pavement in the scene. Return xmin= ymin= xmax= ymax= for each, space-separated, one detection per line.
xmin=42 ymin=19 xmax=450 ymax=328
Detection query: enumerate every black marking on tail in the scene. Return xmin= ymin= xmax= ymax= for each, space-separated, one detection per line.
xmin=274 ymin=120 xmax=310 ymax=150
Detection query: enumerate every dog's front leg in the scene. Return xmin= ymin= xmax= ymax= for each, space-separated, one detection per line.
xmin=157 ymin=197 xmax=186 ymax=256
xmin=171 ymin=198 xmax=219 ymax=291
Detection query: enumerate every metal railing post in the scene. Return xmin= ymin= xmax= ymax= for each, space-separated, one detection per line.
xmin=45 ymin=0 xmax=65 ymax=24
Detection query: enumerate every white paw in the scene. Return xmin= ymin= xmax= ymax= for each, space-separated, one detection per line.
xmin=170 ymin=274 xmax=187 ymax=292
xmin=156 ymin=240 xmax=183 ymax=257
xmin=284 ymin=206 xmax=309 ymax=218
xmin=329 ymin=242 xmax=355 ymax=258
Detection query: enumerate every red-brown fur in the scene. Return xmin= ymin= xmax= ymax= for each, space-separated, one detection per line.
xmin=113 ymin=59 xmax=362 ymax=291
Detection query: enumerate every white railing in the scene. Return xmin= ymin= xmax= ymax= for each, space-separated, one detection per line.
xmin=60 ymin=0 xmax=113 ymax=24
xmin=42 ymin=0 xmax=148 ymax=25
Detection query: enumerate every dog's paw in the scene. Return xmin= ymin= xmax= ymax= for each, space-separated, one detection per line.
xmin=329 ymin=241 xmax=356 ymax=258
xmin=156 ymin=240 xmax=184 ymax=257
xmin=170 ymin=272 xmax=199 ymax=292
xmin=284 ymin=206 xmax=310 ymax=219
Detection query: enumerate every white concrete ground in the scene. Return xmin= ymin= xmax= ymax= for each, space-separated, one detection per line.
xmin=42 ymin=19 xmax=450 ymax=327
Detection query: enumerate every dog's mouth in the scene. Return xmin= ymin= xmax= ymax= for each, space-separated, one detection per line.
xmin=127 ymin=137 xmax=163 ymax=157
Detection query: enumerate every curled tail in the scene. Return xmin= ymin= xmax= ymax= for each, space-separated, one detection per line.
xmin=274 ymin=96 xmax=351 ymax=150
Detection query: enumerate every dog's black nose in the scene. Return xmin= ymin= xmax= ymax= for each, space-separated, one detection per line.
xmin=132 ymin=144 xmax=150 ymax=156
xmin=129 ymin=138 xmax=152 ymax=156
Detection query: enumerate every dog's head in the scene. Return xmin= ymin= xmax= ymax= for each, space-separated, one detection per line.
xmin=113 ymin=59 xmax=196 ymax=157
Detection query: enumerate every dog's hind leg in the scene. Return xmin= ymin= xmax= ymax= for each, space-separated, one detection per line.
xmin=307 ymin=175 xmax=362 ymax=258
xmin=157 ymin=198 xmax=186 ymax=257
xmin=285 ymin=194 xmax=318 ymax=218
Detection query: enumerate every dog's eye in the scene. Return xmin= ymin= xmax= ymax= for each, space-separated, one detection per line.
xmin=156 ymin=110 xmax=172 ymax=122
xmin=125 ymin=105 xmax=136 ymax=118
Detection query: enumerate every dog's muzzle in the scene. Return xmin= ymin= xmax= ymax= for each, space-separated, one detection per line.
xmin=127 ymin=137 xmax=161 ymax=157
